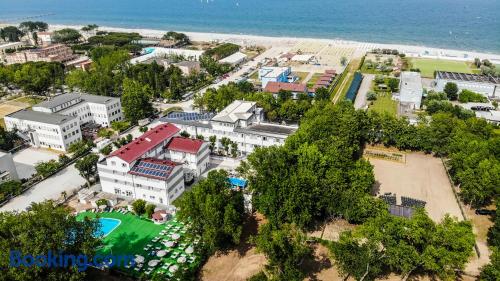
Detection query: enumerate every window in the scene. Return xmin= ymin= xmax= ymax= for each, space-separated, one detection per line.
xmin=114 ymin=188 xmax=120 ymax=194
xmin=150 ymin=196 xmax=155 ymax=200
xmin=126 ymin=191 xmax=132 ymax=196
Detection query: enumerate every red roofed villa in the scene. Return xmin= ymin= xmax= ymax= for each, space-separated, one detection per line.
xmin=263 ymin=81 xmax=308 ymax=99
xmin=165 ymin=137 xmax=210 ymax=177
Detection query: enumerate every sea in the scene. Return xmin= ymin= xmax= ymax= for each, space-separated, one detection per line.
xmin=0 ymin=0 xmax=499 ymax=53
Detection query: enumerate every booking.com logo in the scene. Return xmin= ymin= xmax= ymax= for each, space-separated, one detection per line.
xmin=9 ymin=250 xmax=135 ymax=272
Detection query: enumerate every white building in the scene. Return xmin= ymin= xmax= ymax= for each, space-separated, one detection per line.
xmin=131 ymin=47 xmax=204 ymax=64
xmin=32 ymin=93 xmax=123 ymax=127
xmin=258 ymin=66 xmax=292 ymax=88
xmin=219 ymin=51 xmax=247 ymax=66
xmin=4 ymin=110 xmax=82 ymax=151
xmin=460 ymin=103 xmax=500 ymax=124
xmin=162 ymin=100 xmax=297 ymax=155
xmin=0 ymin=42 xmax=25 ymax=61
xmin=4 ymin=93 xmax=123 ymax=152
xmin=97 ymin=124 xmax=208 ymax=206
xmin=435 ymin=71 xmax=500 ymax=99
xmin=0 ymin=150 xmax=19 ymax=183
xmin=399 ymin=71 xmax=423 ymax=109
xmin=165 ymin=137 xmax=210 ymax=177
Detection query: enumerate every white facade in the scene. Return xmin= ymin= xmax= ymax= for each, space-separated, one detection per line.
xmin=162 ymin=101 xmax=297 ymax=155
xmin=4 ymin=110 xmax=82 ymax=151
xmin=258 ymin=66 xmax=292 ymax=88
xmin=435 ymin=71 xmax=499 ymax=98
xmin=165 ymin=138 xmax=210 ymax=177
xmin=131 ymin=47 xmax=204 ymax=64
xmin=33 ymin=93 xmax=123 ymax=127
xmin=97 ymin=124 xmax=191 ymax=207
xmin=98 ymin=156 xmax=184 ymax=206
xmin=219 ymin=52 xmax=247 ymax=66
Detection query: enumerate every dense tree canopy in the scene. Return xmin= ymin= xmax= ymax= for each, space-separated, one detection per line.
xmin=0 ymin=62 xmax=65 ymax=95
xmin=205 ymin=43 xmax=239 ymax=60
xmin=52 ymin=28 xmax=82 ymax=44
xmin=0 ymin=202 xmax=101 ymax=281
xmin=330 ymin=209 xmax=475 ymax=281
xmin=174 ymin=170 xmax=245 ymax=255
xmin=0 ymin=26 xmax=24 ymax=42
xmin=121 ymin=78 xmax=154 ymax=123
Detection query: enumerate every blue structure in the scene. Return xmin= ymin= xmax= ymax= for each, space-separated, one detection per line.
xmin=345 ymin=72 xmax=363 ymax=101
xmin=161 ymin=111 xmax=214 ymax=122
xmin=258 ymin=67 xmax=291 ymax=88
xmin=228 ymin=177 xmax=248 ymax=189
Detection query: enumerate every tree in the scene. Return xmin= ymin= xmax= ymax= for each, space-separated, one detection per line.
xmin=75 ymin=154 xmax=99 ymax=187
xmin=340 ymin=56 xmax=348 ymax=66
xmin=458 ymin=89 xmax=488 ymax=103
xmin=35 ymin=160 xmax=61 ymax=178
xmin=111 ymin=120 xmax=130 ymax=132
xmin=174 ymin=170 xmax=245 ymax=254
xmin=52 ymin=28 xmax=82 ymax=44
xmin=479 ymin=247 xmax=500 ymax=281
xmin=100 ymin=145 xmax=112 ymax=156
xmin=0 ymin=126 xmax=19 ymax=151
xmin=443 ymin=82 xmax=458 ymax=100
xmin=81 ymin=24 xmax=99 ymax=32
xmin=145 ymin=203 xmax=156 ymax=219
xmin=180 ymin=131 xmax=190 ymax=138
xmin=387 ymin=78 xmax=399 ymax=92
xmin=0 ymin=201 xmax=101 ymax=281
xmin=367 ymin=91 xmax=377 ymax=101
xmin=0 ymin=26 xmax=24 ymax=42
xmin=314 ymin=87 xmax=330 ymax=101
xmin=209 ymin=135 xmax=217 ymax=152
xmin=254 ymin=223 xmax=312 ymax=281
xmin=132 ymin=199 xmax=147 ymax=216
xmin=13 ymin=62 xmax=65 ymax=95
xmin=139 ymin=126 xmax=149 ymax=133
xmin=121 ymin=78 xmax=154 ymax=123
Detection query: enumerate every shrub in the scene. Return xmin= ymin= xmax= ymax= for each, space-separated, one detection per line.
xmin=95 ymin=199 xmax=108 ymax=206
xmin=132 ymin=199 xmax=146 ymax=216
xmin=145 ymin=204 xmax=156 ymax=219
xmin=100 ymin=145 xmax=112 ymax=156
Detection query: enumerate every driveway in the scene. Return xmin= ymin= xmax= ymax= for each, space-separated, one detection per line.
xmin=13 ymin=147 xmax=60 ymax=179
xmin=0 ymin=164 xmax=85 ymax=212
xmin=354 ymin=74 xmax=374 ymax=109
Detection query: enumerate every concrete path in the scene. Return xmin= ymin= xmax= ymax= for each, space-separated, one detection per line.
xmin=354 ymin=74 xmax=374 ymax=109
xmin=0 ymin=164 xmax=85 ymax=212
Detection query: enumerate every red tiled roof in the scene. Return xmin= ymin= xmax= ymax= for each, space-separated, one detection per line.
xmin=318 ymin=77 xmax=332 ymax=82
xmin=111 ymin=123 xmax=180 ymax=163
xmin=165 ymin=137 xmax=204 ymax=154
xmin=152 ymin=210 xmax=167 ymax=220
xmin=316 ymin=80 xmax=331 ymax=86
xmin=325 ymin=70 xmax=336 ymax=74
xmin=264 ymin=82 xmax=308 ymax=93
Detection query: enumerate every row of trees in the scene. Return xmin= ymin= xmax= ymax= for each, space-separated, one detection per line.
xmin=193 ymin=81 xmax=321 ymax=123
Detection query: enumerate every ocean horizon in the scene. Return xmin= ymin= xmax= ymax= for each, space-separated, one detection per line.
xmin=0 ymin=0 xmax=499 ymax=54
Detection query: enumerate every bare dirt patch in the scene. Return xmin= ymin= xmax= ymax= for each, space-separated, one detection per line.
xmin=369 ymin=152 xmax=463 ymax=222
xmin=200 ymin=213 xmax=267 ymax=281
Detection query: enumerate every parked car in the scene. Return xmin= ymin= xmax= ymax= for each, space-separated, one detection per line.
xmin=475 ymin=209 xmax=495 ymax=216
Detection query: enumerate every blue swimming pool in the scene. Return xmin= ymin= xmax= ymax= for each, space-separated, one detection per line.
xmin=228 ymin=177 xmax=247 ymax=188
xmin=143 ymin=47 xmax=155 ymax=55
xmin=96 ymin=218 xmax=121 ymax=237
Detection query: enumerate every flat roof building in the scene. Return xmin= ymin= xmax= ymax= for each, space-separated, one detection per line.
xmin=219 ymin=51 xmax=247 ymax=66
xmin=435 ymin=71 xmax=499 ymax=98
xmin=161 ymin=100 xmax=297 ymax=155
xmin=258 ymin=66 xmax=292 ymax=88
xmin=399 ymin=71 xmax=423 ymax=110
xmin=4 ymin=93 xmax=123 ymax=152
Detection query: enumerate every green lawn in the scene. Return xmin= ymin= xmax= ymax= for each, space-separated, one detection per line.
xmin=306 ymin=73 xmax=322 ymax=88
xmin=14 ymin=96 xmax=44 ymax=106
xmin=76 ymin=211 xmax=201 ymax=278
xmin=293 ymin=71 xmax=309 ymax=83
xmin=409 ymin=58 xmax=474 ymax=78
xmin=368 ymin=92 xmax=398 ymax=116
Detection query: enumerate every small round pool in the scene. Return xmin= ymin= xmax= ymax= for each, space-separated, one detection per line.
xmin=96 ymin=218 xmax=121 ymax=237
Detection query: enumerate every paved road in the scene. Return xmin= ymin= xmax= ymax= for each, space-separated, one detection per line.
xmin=0 ymin=164 xmax=85 ymax=212
xmin=354 ymin=74 xmax=374 ymax=109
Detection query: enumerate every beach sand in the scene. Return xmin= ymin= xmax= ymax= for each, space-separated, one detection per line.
xmin=48 ymin=24 xmax=500 ymax=64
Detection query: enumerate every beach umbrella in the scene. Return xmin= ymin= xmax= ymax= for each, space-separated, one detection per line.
xmin=171 ymin=233 xmax=180 ymax=240
xmin=185 ymin=246 xmax=194 ymax=254
xmin=135 ymin=255 xmax=144 ymax=263
xmin=99 ymin=205 xmax=106 ymax=210
xmin=177 ymin=256 xmax=187 ymax=264
xmin=169 ymin=265 xmax=178 ymax=273
xmin=165 ymin=241 xmax=174 ymax=248
xmin=148 ymin=259 xmax=160 ymax=267
xmin=156 ymin=250 xmax=167 ymax=257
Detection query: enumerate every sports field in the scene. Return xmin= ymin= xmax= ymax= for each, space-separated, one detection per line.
xmin=409 ymin=58 xmax=474 ymax=78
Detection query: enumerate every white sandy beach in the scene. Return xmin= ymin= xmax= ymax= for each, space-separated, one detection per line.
xmin=47 ymin=24 xmax=500 ymax=64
